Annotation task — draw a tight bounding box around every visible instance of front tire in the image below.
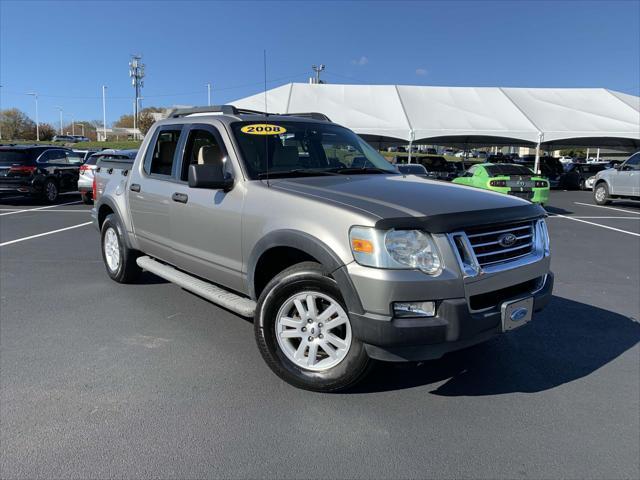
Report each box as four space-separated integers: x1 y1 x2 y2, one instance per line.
100 214 141 283
594 183 611 205
254 262 371 392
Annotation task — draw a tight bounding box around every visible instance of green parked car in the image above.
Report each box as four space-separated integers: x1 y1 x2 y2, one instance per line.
453 163 550 204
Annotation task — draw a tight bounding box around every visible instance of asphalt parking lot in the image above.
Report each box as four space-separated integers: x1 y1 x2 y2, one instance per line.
1 190 638 479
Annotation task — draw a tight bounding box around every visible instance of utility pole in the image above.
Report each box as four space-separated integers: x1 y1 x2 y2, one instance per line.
206 83 211 106
312 64 325 84
102 85 107 142
26 92 39 141
129 55 145 139
71 115 75 136
56 106 63 135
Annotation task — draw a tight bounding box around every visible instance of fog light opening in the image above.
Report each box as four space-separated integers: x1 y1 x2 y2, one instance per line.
393 301 436 318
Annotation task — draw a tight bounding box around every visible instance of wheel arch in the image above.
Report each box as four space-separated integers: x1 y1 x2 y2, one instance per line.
96 197 135 249
247 230 364 314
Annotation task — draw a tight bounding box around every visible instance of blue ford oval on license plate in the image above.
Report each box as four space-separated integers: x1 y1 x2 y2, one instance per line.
501 297 534 332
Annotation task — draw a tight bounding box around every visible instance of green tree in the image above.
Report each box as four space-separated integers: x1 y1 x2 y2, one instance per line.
113 114 134 128
0 108 35 139
137 111 156 135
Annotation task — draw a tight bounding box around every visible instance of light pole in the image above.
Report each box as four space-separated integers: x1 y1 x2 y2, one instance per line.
26 92 39 141
70 115 75 136
55 106 63 135
102 85 107 142
206 83 211 106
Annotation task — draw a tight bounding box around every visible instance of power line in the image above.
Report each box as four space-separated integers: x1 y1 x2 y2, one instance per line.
0 71 310 101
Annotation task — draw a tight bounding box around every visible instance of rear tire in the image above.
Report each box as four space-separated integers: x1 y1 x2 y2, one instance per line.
254 261 371 392
594 183 611 205
81 192 93 205
100 214 141 283
41 179 59 204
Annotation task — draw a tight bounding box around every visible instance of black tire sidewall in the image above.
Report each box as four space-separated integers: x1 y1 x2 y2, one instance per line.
255 264 369 392
42 179 58 203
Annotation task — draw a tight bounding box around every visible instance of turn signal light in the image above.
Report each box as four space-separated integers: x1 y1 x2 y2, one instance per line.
351 238 374 254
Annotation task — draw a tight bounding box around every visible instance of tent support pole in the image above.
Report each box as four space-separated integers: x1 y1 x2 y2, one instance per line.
534 132 543 174
408 140 413 163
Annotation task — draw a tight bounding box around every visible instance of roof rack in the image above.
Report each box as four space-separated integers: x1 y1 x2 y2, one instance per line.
168 105 239 117
167 105 331 122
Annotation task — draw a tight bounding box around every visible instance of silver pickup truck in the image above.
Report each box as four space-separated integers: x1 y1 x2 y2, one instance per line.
93 106 553 392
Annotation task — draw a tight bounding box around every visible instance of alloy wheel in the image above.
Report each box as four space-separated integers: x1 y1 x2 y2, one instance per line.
103 227 121 272
275 291 352 372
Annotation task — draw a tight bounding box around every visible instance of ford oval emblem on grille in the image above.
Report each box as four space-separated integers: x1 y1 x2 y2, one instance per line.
510 307 528 322
517 181 526 187
498 233 518 248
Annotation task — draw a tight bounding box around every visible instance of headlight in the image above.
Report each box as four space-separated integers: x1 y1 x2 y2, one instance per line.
537 219 550 256
349 227 442 275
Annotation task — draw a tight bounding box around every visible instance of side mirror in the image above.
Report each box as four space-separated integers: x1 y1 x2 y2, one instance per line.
188 163 233 191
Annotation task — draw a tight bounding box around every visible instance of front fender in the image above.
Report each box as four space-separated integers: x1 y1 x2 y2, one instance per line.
246 229 364 314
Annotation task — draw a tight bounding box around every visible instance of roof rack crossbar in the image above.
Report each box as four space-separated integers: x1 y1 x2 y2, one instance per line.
279 112 331 122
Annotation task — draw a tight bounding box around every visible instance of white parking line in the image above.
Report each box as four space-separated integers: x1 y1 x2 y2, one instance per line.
574 202 640 215
549 214 640 237
0 221 93 247
0 201 82 217
0 208 90 212
547 216 640 219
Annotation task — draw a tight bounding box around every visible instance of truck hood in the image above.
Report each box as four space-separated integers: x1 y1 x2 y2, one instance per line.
271 174 543 230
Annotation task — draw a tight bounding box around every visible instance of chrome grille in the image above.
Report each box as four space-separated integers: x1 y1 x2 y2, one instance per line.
463 220 535 267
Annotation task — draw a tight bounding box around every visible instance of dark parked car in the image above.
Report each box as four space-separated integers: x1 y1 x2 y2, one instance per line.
0 145 83 202
396 163 429 177
414 155 459 181
518 156 565 188
561 163 610 190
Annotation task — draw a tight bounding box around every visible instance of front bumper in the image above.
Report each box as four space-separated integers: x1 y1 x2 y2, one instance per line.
350 272 553 362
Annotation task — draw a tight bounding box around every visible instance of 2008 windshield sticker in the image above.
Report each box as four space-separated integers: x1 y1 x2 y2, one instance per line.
240 124 286 135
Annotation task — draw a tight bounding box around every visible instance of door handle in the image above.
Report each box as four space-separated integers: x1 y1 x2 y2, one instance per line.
130 183 141 192
172 192 188 204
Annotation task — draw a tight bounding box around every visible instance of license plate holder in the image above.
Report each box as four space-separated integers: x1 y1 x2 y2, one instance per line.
501 297 534 332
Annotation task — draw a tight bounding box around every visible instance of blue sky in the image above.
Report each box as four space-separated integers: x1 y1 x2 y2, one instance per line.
1 0 639 125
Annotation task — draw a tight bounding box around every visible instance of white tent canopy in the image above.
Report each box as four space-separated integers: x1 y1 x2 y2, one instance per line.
231 83 640 150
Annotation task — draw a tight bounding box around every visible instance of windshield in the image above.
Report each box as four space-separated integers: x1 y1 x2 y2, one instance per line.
231 121 397 179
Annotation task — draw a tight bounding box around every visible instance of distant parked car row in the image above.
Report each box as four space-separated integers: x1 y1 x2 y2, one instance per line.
0 144 137 203
52 134 90 143
78 149 137 204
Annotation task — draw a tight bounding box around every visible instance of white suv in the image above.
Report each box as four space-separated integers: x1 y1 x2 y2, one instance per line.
593 152 640 205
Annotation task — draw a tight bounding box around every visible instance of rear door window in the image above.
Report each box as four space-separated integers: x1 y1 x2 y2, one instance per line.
145 128 182 177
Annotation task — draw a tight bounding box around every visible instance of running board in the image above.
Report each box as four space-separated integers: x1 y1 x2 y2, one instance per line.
136 256 256 317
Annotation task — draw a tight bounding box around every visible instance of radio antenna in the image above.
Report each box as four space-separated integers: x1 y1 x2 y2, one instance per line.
264 49 270 186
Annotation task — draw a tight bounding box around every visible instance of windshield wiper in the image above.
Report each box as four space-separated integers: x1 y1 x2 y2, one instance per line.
328 166 397 175
257 169 341 179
